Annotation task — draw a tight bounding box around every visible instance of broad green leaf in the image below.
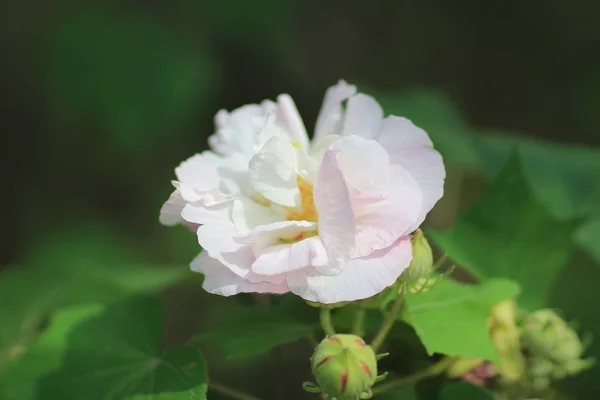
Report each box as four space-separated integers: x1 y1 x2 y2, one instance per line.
440 382 494 399
377 89 481 168
196 307 312 359
477 133 600 220
0 221 187 360
37 297 208 400
429 155 581 309
576 216 600 265
404 278 520 365
47 9 217 153
0 305 104 400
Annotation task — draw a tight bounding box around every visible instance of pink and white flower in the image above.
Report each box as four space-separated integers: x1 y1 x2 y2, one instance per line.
160 80 445 304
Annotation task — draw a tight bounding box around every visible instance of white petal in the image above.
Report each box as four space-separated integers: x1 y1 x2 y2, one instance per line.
192 252 289 296
197 222 285 284
375 116 433 150
252 236 328 276
286 236 412 304
330 135 390 195
159 190 185 226
175 152 221 189
353 165 422 258
313 150 356 274
235 220 317 247
377 117 445 225
314 80 357 140
340 93 383 138
231 198 282 233
209 100 276 157
249 137 300 207
276 94 309 149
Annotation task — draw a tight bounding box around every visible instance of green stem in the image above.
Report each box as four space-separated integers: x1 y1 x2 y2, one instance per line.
208 381 263 400
320 307 336 336
352 307 366 337
372 357 456 395
370 286 405 352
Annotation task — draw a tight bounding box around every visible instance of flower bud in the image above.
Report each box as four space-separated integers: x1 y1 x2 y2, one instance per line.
520 309 594 391
401 229 434 283
489 300 526 381
310 334 379 399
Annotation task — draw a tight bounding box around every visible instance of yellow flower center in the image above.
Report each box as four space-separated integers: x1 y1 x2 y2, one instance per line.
287 176 318 223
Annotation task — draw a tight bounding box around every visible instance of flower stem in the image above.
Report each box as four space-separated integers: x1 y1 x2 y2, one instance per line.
352 307 366 337
370 285 405 352
320 307 336 336
371 357 456 395
208 381 263 400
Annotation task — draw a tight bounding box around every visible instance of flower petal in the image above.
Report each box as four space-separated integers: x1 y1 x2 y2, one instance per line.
235 220 317 247
252 236 328 276
286 235 412 303
353 165 422 258
192 252 289 296
209 100 276 157
376 117 445 225
340 93 383 138
276 94 309 149
197 222 285 284
159 190 185 226
314 80 357 139
330 135 390 196
249 137 300 207
313 150 356 274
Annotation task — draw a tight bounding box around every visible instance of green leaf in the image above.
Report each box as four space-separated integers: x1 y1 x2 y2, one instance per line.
47 9 217 153
0 305 104 400
377 89 481 168
477 133 600 220
440 382 494 399
196 307 313 359
576 216 600 265
429 154 581 309
0 221 188 360
404 278 520 365
36 297 208 400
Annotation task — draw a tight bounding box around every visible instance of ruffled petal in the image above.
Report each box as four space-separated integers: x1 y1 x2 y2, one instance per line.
375 116 445 225
353 165 422 258
249 137 300 207
286 235 412 304
235 220 317 247
340 93 383 138
314 80 357 140
276 94 310 149
252 236 328 276
192 252 289 296
197 222 285 284
159 190 185 226
313 150 356 274
209 100 276 157
329 135 390 196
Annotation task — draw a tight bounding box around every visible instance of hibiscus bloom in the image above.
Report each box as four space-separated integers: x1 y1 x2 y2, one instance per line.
160 80 445 304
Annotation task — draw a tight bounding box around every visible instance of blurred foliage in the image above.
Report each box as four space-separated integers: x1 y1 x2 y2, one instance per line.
430 155 581 310
2 0 600 398
47 9 218 155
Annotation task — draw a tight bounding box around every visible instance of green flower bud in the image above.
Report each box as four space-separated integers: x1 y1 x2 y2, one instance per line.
522 310 585 364
401 229 434 283
518 309 594 394
489 300 526 381
309 334 380 399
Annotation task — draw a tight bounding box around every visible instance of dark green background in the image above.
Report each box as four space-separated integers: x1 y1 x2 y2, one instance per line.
2 0 600 398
